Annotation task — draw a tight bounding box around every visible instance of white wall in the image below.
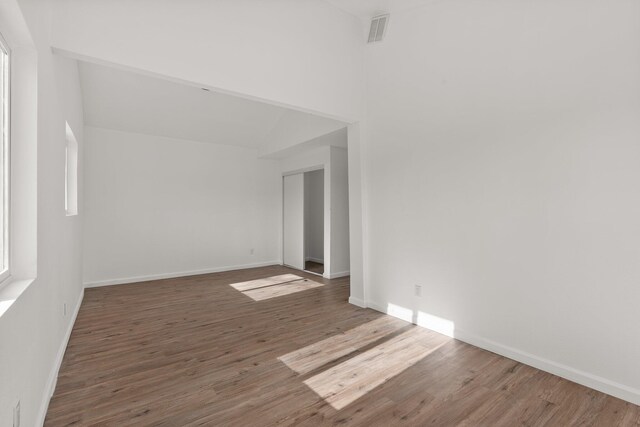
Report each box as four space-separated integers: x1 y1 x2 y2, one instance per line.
347 123 366 306
83 127 281 286
329 147 350 277
0 0 85 425
304 170 324 263
362 0 640 404
260 110 347 157
51 0 364 122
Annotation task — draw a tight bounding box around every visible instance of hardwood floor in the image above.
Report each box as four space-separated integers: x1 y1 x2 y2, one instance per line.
45 265 640 426
305 261 324 275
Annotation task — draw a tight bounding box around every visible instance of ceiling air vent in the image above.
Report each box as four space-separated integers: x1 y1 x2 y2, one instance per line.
368 14 390 43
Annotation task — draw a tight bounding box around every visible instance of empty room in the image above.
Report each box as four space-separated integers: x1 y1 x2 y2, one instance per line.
0 0 639 426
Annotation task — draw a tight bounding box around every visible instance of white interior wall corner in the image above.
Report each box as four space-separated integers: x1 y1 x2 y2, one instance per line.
362 0 640 404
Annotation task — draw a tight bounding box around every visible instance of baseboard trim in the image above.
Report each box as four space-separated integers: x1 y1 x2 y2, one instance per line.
348 296 366 308
37 288 84 426
366 299 640 406
83 261 281 288
325 271 350 279
454 328 640 406
305 257 324 264
366 300 386 313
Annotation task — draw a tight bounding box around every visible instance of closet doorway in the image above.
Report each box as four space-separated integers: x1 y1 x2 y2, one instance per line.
303 169 324 275
282 169 325 276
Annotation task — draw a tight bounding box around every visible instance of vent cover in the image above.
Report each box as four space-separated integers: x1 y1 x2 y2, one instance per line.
368 14 389 43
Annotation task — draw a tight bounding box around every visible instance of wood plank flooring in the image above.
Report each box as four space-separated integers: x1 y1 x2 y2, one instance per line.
45 265 640 426
305 261 324 275
242 278 324 302
229 273 303 291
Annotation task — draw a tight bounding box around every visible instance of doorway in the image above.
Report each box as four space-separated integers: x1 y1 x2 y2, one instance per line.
282 173 305 270
282 169 325 276
304 170 324 275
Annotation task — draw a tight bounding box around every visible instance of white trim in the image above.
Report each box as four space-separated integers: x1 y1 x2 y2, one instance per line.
453 328 640 406
36 288 84 427
0 31 11 283
324 270 350 279
366 300 386 313
348 296 366 308
305 256 324 263
0 277 33 318
282 164 324 177
366 299 640 406
83 261 281 288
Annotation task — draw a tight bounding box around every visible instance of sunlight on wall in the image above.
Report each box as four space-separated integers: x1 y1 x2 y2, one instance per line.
0 298 14 317
387 303 456 338
416 311 455 338
386 303 414 323
0 280 33 318
278 316 407 374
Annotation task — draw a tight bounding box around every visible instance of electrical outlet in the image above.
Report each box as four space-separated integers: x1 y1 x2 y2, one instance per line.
13 400 20 427
63 303 67 316
414 284 422 297
250 248 255 255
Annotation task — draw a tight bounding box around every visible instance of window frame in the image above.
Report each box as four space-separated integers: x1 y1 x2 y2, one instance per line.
0 31 11 283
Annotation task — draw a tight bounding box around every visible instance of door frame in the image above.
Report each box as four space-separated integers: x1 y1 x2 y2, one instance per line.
282 165 325 272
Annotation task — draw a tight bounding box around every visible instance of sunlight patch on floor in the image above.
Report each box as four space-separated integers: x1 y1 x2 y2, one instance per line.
303 327 450 410
243 279 323 301
229 274 324 301
229 274 302 292
278 316 407 374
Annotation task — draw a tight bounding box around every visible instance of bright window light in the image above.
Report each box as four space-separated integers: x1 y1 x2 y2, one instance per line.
417 311 456 338
65 122 78 216
386 303 414 323
0 33 10 281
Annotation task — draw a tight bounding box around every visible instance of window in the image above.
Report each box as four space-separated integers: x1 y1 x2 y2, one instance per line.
65 122 78 216
0 33 10 281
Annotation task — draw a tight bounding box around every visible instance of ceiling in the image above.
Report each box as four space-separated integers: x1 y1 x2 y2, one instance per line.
324 0 435 19
79 61 345 150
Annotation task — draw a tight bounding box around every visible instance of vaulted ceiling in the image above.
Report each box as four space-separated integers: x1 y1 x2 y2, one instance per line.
79 61 347 151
